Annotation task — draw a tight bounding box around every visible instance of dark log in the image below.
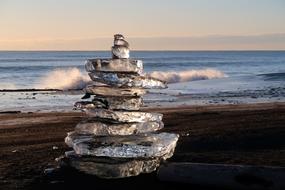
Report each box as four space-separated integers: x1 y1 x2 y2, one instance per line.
158 162 285 189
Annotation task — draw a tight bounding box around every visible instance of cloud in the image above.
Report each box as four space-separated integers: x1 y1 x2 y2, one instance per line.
0 33 285 50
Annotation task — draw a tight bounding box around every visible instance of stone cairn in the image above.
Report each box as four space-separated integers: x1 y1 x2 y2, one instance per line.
61 34 179 178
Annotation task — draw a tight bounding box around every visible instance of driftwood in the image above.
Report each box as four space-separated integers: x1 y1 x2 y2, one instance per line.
157 162 285 189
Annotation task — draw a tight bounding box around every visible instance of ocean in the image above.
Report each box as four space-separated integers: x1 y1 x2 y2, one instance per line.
0 51 285 111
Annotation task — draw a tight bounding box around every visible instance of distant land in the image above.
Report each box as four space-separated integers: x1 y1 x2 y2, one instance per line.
0 33 285 51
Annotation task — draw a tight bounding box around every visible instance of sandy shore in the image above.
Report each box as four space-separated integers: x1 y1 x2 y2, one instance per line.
1 102 285 189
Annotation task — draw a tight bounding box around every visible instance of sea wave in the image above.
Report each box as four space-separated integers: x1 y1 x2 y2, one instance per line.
148 68 227 83
35 68 91 90
258 72 285 81
34 68 227 90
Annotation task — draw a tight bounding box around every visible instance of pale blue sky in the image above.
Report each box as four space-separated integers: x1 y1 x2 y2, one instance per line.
0 0 284 49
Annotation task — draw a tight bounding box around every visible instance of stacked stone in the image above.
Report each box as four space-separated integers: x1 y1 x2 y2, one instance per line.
62 34 179 179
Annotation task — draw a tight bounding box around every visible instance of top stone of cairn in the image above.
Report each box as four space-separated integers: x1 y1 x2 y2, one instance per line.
112 34 130 59
85 34 143 74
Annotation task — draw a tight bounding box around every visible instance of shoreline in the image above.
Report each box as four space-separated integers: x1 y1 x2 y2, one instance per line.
1 102 285 189
1 74 285 112
0 89 62 92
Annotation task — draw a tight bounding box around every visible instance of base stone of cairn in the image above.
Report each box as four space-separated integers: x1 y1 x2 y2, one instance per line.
61 34 179 178
61 151 161 179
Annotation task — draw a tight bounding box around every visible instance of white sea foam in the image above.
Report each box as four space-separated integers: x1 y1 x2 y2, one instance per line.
36 68 91 90
148 69 227 83
36 68 226 90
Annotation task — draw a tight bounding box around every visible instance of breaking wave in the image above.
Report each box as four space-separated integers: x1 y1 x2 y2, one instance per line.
258 72 285 81
36 68 91 90
148 68 227 83
36 67 226 90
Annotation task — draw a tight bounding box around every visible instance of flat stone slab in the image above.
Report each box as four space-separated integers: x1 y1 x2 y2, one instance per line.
88 72 167 89
75 119 164 135
85 85 146 97
85 59 143 74
94 97 143 110
60 151 161 179
85 109 163 123
65 132 179 159
75 97 143 111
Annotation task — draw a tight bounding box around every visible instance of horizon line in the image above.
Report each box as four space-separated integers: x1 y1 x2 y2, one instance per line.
1 49 285 52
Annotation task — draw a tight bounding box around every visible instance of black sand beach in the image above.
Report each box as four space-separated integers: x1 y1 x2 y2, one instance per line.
1 102 285 189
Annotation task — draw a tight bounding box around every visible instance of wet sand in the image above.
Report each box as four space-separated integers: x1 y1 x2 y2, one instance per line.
0 102 285 189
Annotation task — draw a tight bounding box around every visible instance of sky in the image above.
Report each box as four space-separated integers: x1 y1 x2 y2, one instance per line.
0 0 285 50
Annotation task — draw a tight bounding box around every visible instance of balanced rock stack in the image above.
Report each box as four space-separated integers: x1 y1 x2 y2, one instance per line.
62 34 179 178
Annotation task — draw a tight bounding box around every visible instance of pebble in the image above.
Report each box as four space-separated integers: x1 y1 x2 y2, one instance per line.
52 146 59 150
44 168 55 175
